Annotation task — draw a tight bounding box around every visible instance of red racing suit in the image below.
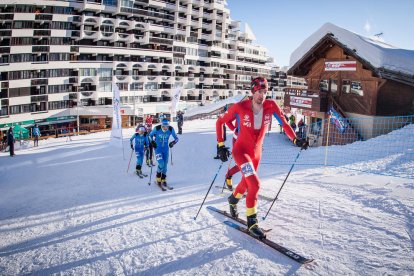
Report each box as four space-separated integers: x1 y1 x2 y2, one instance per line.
216 99 296 216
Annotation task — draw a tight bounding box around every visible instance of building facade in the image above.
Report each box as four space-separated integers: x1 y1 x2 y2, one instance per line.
0 0 272 134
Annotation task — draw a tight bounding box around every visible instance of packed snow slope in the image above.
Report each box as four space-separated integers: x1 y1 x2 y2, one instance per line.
0 119 413 275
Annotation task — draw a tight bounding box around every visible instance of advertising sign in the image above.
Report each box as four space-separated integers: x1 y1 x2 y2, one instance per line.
325 61 357 71
290 96 312 108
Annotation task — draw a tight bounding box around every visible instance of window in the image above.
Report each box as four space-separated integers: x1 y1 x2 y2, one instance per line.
130 82 143 91
319 79 329 92
342 80 364 96
330 79 338 93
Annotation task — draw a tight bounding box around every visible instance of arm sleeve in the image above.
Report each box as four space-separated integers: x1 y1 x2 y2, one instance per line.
225 119 236 132
171 128 179 142
216 104 237 144
148 129 156 142
271 101 297 142
129 135 134 143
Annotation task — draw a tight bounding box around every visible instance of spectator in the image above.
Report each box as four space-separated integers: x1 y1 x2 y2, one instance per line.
176 111 184 134
7 127 15 157
33 124 41 147
298 118 306 139
289 114 296 132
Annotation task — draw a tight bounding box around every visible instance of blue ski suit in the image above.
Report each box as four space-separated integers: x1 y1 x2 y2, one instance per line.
149 125 178 174
130 133 149 166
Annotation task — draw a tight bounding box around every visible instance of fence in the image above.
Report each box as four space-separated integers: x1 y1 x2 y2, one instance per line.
261 115 414 179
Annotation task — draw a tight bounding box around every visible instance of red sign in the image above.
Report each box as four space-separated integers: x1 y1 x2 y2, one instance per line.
290 96 312 108
302 110 317 117
120 109 125 114
325 61 357 71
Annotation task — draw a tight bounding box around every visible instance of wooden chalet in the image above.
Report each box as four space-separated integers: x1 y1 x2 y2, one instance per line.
286 23 414 146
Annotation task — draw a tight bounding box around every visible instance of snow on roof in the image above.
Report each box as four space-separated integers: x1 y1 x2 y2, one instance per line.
184 94 245 118
289 22 414 76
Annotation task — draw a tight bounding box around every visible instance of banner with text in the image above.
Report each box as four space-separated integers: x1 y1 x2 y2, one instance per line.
328 106 347 133
110 83 123 146
171 86 182 119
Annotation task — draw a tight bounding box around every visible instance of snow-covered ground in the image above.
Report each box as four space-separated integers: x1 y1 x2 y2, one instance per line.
0 119 413 275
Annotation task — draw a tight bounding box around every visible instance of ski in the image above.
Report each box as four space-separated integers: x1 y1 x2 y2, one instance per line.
155 181 167 191
154 181 173 191
223 220 313 265
136 172 148 178
214 186 273 202
207 206 271 232
163 183 174 190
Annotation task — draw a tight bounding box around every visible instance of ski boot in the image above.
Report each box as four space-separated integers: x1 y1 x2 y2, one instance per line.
136 165 142 175
156 172 166 191
225 176 233 191
247 214 266 240
161 173 169 189
228 194 239 218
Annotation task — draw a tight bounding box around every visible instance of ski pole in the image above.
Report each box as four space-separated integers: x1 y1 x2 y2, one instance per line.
148 161 153 185
194 161 224 220
127 149 134 173
170 147 173 166
262 148 303 221
221 155 233 194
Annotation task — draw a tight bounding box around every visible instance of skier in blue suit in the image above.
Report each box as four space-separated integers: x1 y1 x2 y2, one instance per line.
130 125 149 175
148 119 179 188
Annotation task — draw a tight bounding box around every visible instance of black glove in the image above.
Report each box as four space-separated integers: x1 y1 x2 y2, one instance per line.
294 138 309 150
151 140 157 149
130 144 133 150
169 140 177 148
218 145 230 162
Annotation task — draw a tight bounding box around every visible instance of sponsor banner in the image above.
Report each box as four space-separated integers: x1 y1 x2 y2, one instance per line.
0 116 76 128
328 106 347 133
171 86 182 118
110 83 123 145
325 61 357 71
302 110 317 117
290 96 312 108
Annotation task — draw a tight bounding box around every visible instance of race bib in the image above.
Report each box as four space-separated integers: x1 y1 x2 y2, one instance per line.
155 153 163 161
241 162 255 177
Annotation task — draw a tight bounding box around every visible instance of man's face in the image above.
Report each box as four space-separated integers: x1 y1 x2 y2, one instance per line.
253 89 267 105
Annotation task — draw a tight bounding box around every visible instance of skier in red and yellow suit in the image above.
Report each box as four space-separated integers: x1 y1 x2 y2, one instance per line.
216 77 308 239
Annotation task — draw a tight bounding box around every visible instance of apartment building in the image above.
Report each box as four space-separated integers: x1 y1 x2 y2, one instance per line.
0 0 272 133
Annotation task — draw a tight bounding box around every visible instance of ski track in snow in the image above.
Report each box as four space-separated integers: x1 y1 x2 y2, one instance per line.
0 119 413 275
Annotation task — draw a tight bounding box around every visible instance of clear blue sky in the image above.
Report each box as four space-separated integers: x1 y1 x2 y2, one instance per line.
227 0 414 67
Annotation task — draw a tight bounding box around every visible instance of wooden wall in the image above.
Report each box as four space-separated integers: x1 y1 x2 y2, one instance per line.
304 45 383 116
377 80 414 116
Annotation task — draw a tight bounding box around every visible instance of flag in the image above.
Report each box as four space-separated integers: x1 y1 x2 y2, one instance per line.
110 82 123 147
328 106 347 133
171 86 182 118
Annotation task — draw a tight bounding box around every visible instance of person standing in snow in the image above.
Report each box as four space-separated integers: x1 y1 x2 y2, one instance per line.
176 111 184 135
7 127 15 157
289 114 296 132
33 124 40 147
149 119 179 189
130 125 149 175
158 112 165 123
215 76 308 239
144 115 155 166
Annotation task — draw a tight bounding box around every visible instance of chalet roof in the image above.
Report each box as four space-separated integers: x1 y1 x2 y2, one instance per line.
289 23 414 86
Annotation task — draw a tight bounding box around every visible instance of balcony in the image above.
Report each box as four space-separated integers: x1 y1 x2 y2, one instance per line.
149 37 173 45
31 79 48 86
35 14 53 21
33 30 51 36
32 46 49 53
